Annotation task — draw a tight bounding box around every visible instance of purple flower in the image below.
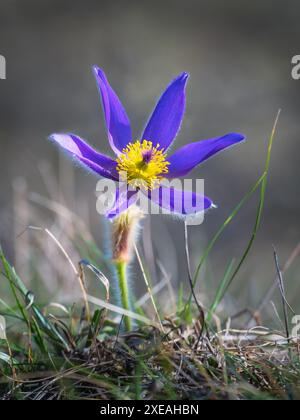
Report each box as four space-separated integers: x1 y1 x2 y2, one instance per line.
50 67 245 219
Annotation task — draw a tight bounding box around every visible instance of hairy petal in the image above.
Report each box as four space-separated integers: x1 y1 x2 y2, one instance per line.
105 188 138 219
165 133 245 178
50 133 119 180
146 185 214 215
142 72 189 151
93 66 132 154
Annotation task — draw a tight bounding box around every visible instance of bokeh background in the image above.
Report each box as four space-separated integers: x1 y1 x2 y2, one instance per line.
0 0 300 323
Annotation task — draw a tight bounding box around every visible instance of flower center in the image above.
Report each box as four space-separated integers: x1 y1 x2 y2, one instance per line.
116 140 170 190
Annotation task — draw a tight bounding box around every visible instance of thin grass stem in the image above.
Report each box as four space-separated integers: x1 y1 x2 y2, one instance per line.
115 261 132 331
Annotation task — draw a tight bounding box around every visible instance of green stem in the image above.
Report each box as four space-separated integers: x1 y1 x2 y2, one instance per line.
115 261 132 331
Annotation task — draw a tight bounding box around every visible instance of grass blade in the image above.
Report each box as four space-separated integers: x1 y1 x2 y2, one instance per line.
206 259 235 323
185 111 280 317
183 173 265 318
217 110 281 297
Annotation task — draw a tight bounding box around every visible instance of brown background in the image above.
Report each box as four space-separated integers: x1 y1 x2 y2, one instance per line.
0 0 299 321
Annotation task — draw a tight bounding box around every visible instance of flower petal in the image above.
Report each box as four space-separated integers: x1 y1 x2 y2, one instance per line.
146 185 214 215
105 188 138 219
50 133 119 180
93 66 132 154
165 133 245 178
141 72 189 151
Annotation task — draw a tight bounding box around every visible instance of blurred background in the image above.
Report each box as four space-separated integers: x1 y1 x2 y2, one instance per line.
0 0 300 324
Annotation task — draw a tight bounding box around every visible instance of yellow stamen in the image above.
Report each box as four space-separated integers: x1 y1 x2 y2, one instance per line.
116 140 170 190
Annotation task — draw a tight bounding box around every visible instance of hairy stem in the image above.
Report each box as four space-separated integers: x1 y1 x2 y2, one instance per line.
115 261 132 331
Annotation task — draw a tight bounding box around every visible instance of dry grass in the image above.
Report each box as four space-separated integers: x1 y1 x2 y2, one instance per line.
1 314 300 400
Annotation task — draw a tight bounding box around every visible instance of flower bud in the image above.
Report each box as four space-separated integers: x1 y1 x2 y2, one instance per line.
112 205 144 263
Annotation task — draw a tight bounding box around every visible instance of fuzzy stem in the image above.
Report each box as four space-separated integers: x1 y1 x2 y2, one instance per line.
115 261 132 331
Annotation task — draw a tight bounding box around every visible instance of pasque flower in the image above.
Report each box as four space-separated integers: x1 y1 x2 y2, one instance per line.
50 67 245 219
50 67 245 331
